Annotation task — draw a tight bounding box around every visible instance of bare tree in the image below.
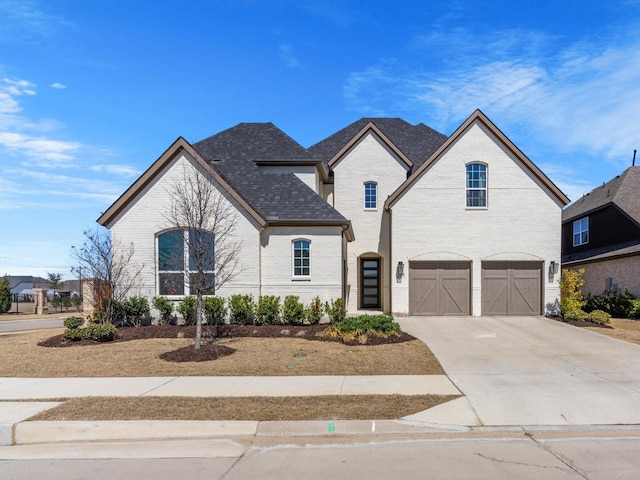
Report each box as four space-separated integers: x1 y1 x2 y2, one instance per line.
71 227 143 323
163 161 241 349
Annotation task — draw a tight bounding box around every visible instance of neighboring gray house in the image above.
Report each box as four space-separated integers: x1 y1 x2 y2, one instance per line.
98 110 569 316
7 276 50 301
562 166 640 297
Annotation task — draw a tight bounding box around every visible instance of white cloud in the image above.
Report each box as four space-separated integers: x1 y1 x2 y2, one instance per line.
278 43 304 69
49 82 67 89
0 131 80 165
90 164 141 178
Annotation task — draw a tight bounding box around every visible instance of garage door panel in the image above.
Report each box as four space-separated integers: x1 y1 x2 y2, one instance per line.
409 262 470 316
482 262 541 315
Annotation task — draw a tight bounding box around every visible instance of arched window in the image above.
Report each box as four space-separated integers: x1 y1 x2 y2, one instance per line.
364 181 377 210
292 239 311 278
466 163 487 207
157 229 215 295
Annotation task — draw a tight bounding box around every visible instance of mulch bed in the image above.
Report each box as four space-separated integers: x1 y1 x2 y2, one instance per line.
547 315 612 329
37 323 418 363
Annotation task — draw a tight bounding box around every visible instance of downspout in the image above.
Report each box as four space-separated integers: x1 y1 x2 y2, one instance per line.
258 229 263 297
388 207 393 315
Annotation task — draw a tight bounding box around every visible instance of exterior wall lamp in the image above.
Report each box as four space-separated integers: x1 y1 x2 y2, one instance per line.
397 261 405 277
550 261 559 274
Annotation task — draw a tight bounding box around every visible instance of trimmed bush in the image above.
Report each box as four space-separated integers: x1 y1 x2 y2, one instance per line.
229 294 255 325
63 316 85 330
256 295 281 325
123 296 150 326
63 328 84 342
588 309 611 325
631 299 640 319
305 296 324 325
585 290 636 318
83 323 117 342
203 296 225 324
325 314 401 344
326 298 346 324
153 296 174 324
282 295 304 325
562 308 590 322
177 296 197 325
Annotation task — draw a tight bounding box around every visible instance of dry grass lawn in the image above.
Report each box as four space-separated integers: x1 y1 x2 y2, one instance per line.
582 317 640 345
26 395 459 421
0 328 443 377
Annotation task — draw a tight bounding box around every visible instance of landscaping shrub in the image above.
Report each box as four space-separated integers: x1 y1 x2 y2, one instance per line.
153 296 174 324
256 295 281 325
83 323 118 342
326 297 346 324
63 328 84 342
325 314 401 344
631 299 640 319
123 296 150 326
0 276 11 314
282 295 304 325
203 296 225 324
585 290 636 318
229 294 255 325
562 308 590 322
588 309 611 325
305 296 324 325
559 268 586 315
177 296 197 325
63 316 85 330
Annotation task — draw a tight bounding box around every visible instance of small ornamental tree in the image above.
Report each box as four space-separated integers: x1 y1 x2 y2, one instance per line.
0 276 11 314
559 268 586 315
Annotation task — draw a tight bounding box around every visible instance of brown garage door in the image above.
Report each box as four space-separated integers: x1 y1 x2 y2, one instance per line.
482 261 542 315
409 261 471 315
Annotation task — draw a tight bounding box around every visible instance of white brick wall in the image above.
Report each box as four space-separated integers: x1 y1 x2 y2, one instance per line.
260 225 344 304
391 122 562 316
332 132 410 312
110 152 262 312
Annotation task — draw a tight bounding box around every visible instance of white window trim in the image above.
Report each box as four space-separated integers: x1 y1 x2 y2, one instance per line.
465 162 488 209
573 217 589 246
292 238 311 280
364 181 378 211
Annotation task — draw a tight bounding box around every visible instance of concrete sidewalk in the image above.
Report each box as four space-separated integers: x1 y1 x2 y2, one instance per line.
0 374 466 445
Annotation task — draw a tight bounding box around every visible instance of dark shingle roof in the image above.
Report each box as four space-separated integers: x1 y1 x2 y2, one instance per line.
307 118 447 169
563 166 640 224
193 124 347 222
195 123 315 163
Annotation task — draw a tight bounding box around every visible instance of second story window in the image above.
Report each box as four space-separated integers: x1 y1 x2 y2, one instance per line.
573 217 589 246
466 163 487 208
364 181 377 210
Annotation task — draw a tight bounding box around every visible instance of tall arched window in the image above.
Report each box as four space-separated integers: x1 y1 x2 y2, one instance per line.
157 229 215 295
466 163 487 207
364 181 377 210
292 239 311 278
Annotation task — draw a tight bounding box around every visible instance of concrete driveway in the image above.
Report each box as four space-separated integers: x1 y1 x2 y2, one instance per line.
398 316 640 427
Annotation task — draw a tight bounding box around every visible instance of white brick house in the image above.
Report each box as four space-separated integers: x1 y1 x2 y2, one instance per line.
98 110 569 316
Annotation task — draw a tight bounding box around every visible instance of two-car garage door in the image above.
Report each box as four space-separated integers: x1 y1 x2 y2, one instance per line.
409 260 542 316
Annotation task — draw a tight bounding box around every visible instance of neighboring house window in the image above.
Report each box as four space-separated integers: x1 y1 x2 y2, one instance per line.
466 163 487 207
573 217 589 246
364 182 377 209
292 239 310 277
157 229 215 295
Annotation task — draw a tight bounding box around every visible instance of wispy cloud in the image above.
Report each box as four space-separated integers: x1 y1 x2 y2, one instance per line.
90 164 141 178
49 82 67 89
0 131 80 165
0 0 71 43
278 43 304 69
344 26 640 192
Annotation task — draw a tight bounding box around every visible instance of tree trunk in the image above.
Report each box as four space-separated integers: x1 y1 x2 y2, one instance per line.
195 292 203 349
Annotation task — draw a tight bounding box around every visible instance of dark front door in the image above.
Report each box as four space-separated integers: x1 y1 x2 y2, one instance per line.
361 258 381 309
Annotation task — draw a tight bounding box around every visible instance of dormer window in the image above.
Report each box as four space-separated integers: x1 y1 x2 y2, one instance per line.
364 181 377 210
573 217 589 246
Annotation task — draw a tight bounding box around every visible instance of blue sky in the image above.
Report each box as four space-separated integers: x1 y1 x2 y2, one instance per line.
1 0 640 280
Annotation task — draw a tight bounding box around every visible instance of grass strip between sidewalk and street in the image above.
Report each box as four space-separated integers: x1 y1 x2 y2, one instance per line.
23 395 460 422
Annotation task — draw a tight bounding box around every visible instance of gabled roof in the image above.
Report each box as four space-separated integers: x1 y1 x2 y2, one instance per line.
5 276 49 290
308 118 447 170
385 109 570 209
98 134 354 239
562 166 640 225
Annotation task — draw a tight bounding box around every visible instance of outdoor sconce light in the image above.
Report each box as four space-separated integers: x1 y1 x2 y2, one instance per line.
397 261 405 276
550 261 559 274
